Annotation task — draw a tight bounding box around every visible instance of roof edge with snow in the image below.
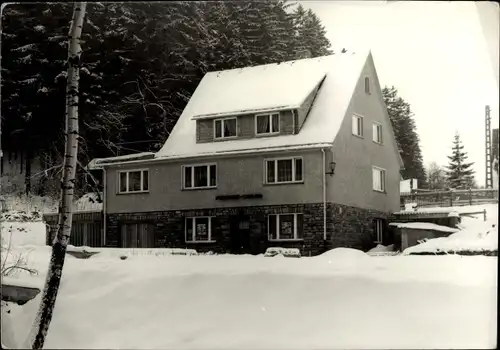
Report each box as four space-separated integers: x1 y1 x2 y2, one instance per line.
87 152 155 170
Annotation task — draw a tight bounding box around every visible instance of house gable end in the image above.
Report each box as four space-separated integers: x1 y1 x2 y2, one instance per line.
367 53 405 170
328 52 400 213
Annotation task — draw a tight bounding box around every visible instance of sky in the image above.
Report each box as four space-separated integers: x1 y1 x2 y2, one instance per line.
301 1 499 186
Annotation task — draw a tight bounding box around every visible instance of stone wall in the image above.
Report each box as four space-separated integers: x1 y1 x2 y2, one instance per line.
107 202 392 256
329 203 391 251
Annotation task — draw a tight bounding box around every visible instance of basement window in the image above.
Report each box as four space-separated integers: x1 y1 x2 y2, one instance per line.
185 217 215 242
373 218 385 244
268 213 304 241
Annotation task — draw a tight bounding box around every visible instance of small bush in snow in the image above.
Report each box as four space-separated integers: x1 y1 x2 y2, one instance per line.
1 234 38 277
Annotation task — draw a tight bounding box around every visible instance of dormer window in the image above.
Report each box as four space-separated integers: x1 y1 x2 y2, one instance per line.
256 113 280 135
214 117 237 139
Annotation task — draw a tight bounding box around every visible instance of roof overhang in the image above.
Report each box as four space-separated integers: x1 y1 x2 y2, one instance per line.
98 143 332 167
87 152 155 170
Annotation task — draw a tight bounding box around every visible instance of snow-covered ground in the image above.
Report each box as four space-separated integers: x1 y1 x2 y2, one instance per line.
403 204 498 255
1 226 497 349
1 204 497 349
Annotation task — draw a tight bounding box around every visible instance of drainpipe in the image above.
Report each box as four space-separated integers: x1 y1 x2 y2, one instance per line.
321 148 327 242
102 166 107 247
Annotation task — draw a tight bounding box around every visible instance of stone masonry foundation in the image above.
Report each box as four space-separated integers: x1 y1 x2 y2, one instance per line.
106 203 391 256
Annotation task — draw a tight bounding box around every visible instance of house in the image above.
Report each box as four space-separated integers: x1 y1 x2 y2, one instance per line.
87 51 404 256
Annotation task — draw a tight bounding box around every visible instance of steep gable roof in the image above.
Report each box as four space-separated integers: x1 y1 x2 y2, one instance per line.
156 51 370 160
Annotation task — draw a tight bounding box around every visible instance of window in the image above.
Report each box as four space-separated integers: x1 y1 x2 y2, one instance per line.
268 213 303 241
120 223 155 248
352 114 363 137
256 113 280 135
373 166 386 192
364 77 370 94
186 217 214 242
118 169 149 193
214 117 237 139
373 122 383 144
265 157 303 184
183 164 217 189
373 218 384 244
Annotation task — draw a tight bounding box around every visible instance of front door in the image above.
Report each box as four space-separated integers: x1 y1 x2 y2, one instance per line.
120 223 155 248
229 214 251 254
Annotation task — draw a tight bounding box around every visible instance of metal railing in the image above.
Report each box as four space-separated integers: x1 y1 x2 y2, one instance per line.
400 188 498 209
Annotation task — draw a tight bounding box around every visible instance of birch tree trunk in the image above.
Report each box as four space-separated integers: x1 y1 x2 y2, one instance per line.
25 3 87 349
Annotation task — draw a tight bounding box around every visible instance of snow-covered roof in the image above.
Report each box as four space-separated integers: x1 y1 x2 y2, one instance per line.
189 61 327 120
394 205 488 216
389 222 459 233
156 51 370 159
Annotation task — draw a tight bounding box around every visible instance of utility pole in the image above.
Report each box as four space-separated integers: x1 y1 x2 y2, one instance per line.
485 105 493 188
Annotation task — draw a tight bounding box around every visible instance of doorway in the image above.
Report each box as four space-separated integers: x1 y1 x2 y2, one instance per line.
229 214 251 254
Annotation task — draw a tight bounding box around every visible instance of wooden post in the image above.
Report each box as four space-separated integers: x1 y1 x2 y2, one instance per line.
449 189 453 207
483 209 487 222
468 188 473 205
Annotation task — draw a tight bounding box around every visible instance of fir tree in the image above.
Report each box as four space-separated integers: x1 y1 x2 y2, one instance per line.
445 132 475 189
382 86 427 187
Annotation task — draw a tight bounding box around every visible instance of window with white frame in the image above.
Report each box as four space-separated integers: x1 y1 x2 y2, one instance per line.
364 77 370 94
373 218 384 243
185 217 213 242
214 117 237 139
268 213 303 240
372 166 386 192
183 164 217 189
352 114 363 137
256 113 280 135
265 157 303 184
118 169 149 193
372 122 383 144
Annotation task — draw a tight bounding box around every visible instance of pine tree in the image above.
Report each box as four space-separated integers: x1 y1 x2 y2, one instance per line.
291 4 332 58
382 86 427 187
445 133 475 189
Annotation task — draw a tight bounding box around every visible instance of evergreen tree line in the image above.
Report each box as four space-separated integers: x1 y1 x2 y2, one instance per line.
1 2 331 194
